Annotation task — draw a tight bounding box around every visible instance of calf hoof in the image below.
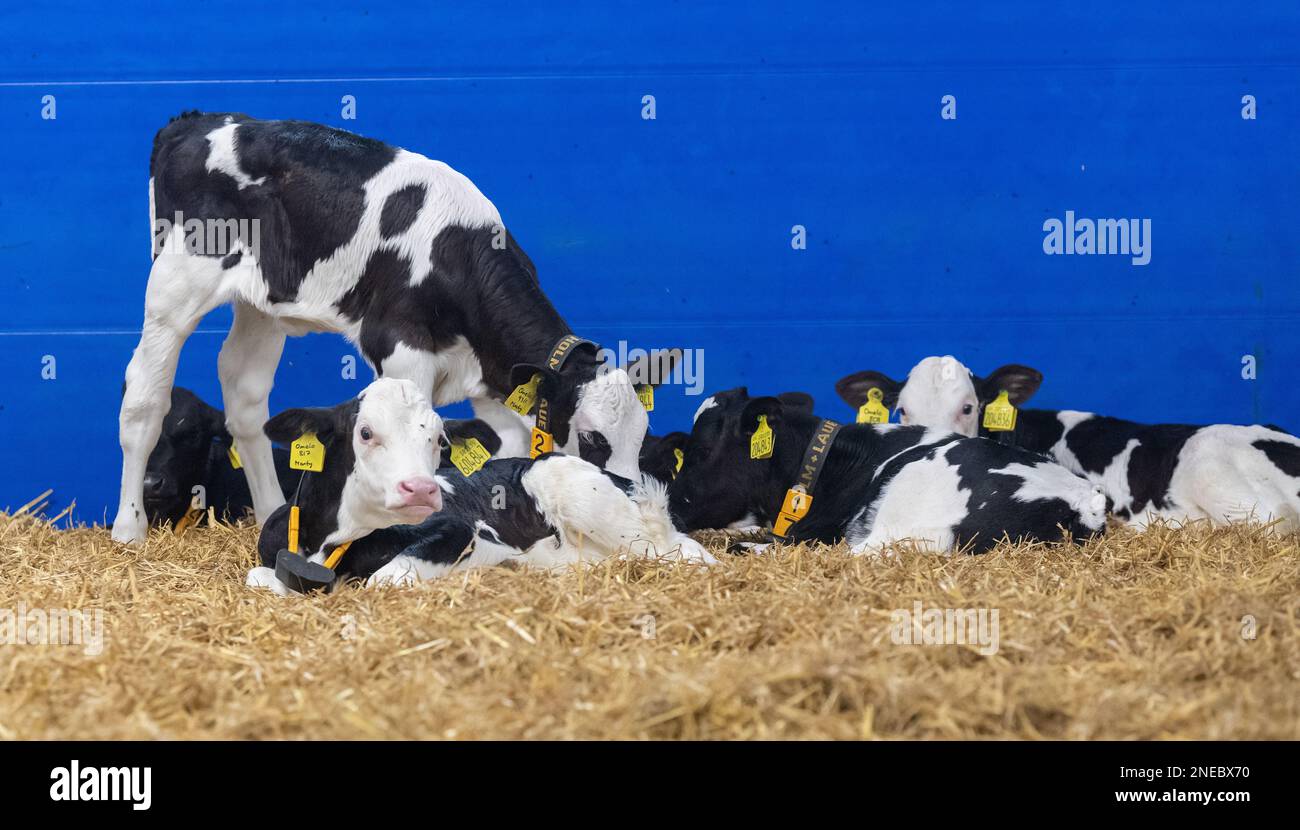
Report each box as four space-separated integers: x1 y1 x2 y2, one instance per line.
674 536 719 565
367 555 422 588
110 513 147 544
246 566 291 597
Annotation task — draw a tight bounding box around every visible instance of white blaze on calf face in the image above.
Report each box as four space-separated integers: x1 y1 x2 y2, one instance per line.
896 355 982 436
336 378 444 538
571 368 647 481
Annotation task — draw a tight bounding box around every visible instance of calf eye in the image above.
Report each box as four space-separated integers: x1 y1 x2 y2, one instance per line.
962 404 973 415
897 407 906 417
360 426 373 441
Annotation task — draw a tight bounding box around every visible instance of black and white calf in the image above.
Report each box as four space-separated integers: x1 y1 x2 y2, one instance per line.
139 387 295 526
245 379 711 594
837 355 1300 530
114 112 657 542
667 388 1108 554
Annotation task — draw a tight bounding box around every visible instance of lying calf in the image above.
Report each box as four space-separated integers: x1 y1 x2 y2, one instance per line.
638 394 813 486
246 379 710 594
838 356 1300 531
140 387 294 526
665 388 1107 554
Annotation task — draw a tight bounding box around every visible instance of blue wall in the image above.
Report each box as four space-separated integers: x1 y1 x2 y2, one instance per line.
1 3 1297 523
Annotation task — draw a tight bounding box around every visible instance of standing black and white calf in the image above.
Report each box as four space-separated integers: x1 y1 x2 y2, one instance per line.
244 378 711 594
837 355 1300 530
113 112 655 542
667 388 1107 554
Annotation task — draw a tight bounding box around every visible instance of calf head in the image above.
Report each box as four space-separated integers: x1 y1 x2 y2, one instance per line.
639 430 691 485
669 388 812 530
510 345 683 481
837 356 1042 437
143 387 230 524
263 378 451 547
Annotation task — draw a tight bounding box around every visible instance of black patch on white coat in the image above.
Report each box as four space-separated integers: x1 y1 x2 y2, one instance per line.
1254 439 1300 480
379 184 427 238
1008 412 1199 517
152 113 397 303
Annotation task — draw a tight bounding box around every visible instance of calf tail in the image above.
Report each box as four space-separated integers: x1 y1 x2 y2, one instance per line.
1066 485 1110 542
630 475 716 563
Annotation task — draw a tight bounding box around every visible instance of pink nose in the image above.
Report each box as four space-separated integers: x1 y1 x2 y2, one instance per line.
397 477 442 511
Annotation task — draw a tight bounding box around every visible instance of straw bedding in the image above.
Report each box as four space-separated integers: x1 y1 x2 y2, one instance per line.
1 503 1296 740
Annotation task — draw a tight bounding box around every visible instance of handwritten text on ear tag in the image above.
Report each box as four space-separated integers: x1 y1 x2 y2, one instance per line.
449 437 491 476
290 432 325 472
856 387 890 424
983 390 1018 432
506 374 542 415
750 415 774 459
637 385 654 411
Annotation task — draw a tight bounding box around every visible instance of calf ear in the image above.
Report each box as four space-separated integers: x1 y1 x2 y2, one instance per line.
641 431 690 474
263 407 340 444
777 391 815 414
835 371 901 410
976 364 1043 406
200 398 232 444
739 396 783 437
508 363 560 406
444 418 503 457
625 347 684 388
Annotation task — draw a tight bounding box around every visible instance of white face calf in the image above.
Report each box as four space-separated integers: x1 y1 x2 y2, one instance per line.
837 356 1043 437
571 367 649 480
263 378 445 544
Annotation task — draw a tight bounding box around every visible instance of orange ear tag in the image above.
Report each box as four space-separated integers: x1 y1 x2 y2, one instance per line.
773 487 814 538
530 427 554 458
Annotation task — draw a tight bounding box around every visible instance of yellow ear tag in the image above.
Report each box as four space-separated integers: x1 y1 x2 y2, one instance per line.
290 432 325 472
505 374 542 415
449 436 492 476
750 415 774 459
983 390 1018 432
856 387 890 424
673 447 684 473
773 487 814 538
636 385 655 412
227 443 242 469
530 426 554 458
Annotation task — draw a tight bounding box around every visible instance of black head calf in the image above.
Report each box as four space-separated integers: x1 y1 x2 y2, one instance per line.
142 387 294 525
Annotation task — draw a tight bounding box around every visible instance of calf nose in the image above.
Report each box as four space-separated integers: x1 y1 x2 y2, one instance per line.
142 474 166 498
397 477 442 511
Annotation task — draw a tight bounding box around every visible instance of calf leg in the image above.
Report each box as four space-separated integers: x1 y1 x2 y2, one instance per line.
218 302 287 524
362 519 539 587
112 251 226 543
